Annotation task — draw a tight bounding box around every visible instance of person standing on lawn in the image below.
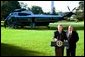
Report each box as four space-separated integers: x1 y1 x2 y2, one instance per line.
66 25 79 56
53 24 67 56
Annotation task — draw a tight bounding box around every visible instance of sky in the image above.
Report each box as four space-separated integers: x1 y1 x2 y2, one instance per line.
18 1 80 12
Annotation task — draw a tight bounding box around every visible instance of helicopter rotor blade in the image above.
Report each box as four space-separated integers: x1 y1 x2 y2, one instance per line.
72 7 76 12
67 6 71 11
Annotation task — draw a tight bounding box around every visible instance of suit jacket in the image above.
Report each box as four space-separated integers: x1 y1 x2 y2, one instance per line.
54 31 67 42
66 31 79 48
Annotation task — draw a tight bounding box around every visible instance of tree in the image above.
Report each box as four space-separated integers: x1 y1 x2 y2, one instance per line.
75 1 84 21
31 6 44 14
19 2 30 10
44 12 50 15
79 1 84 10
1 1 21 21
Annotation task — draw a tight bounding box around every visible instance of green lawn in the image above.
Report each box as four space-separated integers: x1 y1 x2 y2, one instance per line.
1 27 84 56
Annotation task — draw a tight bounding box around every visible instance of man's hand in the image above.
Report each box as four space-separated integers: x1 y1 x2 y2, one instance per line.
53 38 57 41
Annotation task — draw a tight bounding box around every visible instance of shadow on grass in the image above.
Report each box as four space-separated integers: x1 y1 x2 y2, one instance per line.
1 43 43 56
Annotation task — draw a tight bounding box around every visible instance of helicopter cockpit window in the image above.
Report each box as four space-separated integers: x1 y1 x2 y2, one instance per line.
18 13 31 16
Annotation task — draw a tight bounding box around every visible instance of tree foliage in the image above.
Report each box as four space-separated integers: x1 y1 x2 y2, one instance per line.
1 1 21 21
31 6 44 14
75 1 84 21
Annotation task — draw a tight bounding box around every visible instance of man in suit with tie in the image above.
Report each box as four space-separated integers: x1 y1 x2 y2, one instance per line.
66 25 79 56
53 24 67 56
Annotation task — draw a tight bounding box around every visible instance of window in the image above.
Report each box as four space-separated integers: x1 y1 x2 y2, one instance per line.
18 13 31 16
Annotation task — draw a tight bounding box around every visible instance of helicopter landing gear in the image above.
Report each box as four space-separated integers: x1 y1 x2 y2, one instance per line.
30 22 35 28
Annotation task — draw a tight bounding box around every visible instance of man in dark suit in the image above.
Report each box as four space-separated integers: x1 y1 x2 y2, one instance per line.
53 24 67 56
66 25 79 56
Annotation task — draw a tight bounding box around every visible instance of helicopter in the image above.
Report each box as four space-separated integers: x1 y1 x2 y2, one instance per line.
4 6 76 28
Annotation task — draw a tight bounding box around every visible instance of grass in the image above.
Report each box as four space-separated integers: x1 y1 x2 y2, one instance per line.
1 27 84 56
